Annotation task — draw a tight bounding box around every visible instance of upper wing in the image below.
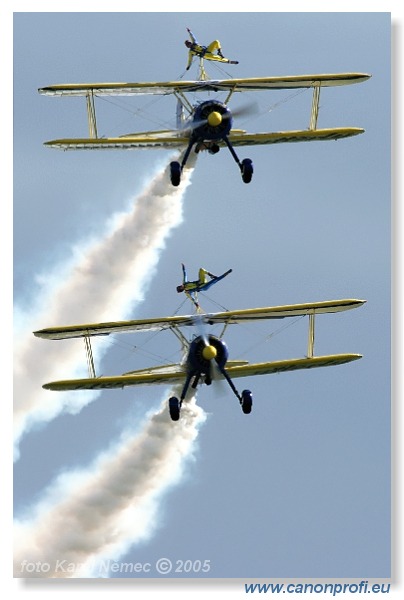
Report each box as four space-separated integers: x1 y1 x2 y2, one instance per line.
38 73 370 96
226 353 363 379
33 314 198 339
33 299 365 341
203 299 366 325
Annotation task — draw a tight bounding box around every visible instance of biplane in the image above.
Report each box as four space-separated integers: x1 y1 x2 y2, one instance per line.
38 71 370 186
34 298 365 421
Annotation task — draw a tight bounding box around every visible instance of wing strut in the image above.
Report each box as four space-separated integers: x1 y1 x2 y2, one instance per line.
309 84 321 130
86 91 98 138
307 314 315 358
84 335 97 378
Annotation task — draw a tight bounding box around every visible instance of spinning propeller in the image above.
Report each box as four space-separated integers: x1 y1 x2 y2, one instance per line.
186 100 259 133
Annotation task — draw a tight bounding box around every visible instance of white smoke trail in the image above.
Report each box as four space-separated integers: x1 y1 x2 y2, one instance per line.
14 391 206 578
14 156 205 580
14 156 196 450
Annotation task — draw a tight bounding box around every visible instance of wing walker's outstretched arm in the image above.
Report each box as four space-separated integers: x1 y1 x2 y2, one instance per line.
186 27 197 44
182 262 188 284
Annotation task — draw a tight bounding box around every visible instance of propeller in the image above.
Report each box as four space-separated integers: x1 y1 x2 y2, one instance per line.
191 314 228 392
228 101 259 119
186 101 259 133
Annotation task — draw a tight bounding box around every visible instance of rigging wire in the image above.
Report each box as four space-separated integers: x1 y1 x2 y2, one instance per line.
196 291 307 358
198 291 230 313
92 69 310 139
95 93 176 135
235 314 306 359
101 332 176 368
97 298 197 371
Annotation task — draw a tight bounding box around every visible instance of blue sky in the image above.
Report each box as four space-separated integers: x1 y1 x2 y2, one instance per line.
9 4 397 596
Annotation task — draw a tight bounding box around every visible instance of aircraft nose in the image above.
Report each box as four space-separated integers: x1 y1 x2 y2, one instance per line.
202 345 218 361
207 111 223 127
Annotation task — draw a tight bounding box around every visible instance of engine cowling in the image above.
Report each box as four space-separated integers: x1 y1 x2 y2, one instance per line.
187 335 229 374
192 100 232 140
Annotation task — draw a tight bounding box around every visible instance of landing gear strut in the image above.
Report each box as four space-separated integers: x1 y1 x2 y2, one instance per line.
169 137 254 186
223 136 254 184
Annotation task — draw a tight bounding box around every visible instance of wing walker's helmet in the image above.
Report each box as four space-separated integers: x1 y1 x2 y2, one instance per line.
177 285 185 293
185 40 192 48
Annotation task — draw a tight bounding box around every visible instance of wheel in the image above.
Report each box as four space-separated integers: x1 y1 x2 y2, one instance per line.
241 158 253 184
169 396 181 421
241 390 253 414
170 161 181 186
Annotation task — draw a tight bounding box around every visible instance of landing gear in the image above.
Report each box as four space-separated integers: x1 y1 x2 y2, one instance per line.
167 335 254 420
241 158 254 184
241 390 253 414
169 137 253 186
170 161 181 187
222 136 254 184
169 133 197 187
168 396 181 421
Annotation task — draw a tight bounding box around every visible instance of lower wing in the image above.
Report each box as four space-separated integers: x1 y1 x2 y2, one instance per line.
42 354 361 391
43 127 364 150
228 127 365 146
226 354 362 378
43 365 186 391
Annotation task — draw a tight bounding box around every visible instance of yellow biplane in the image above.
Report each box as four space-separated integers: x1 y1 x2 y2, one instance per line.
34 298 365 421
38 71 370 186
